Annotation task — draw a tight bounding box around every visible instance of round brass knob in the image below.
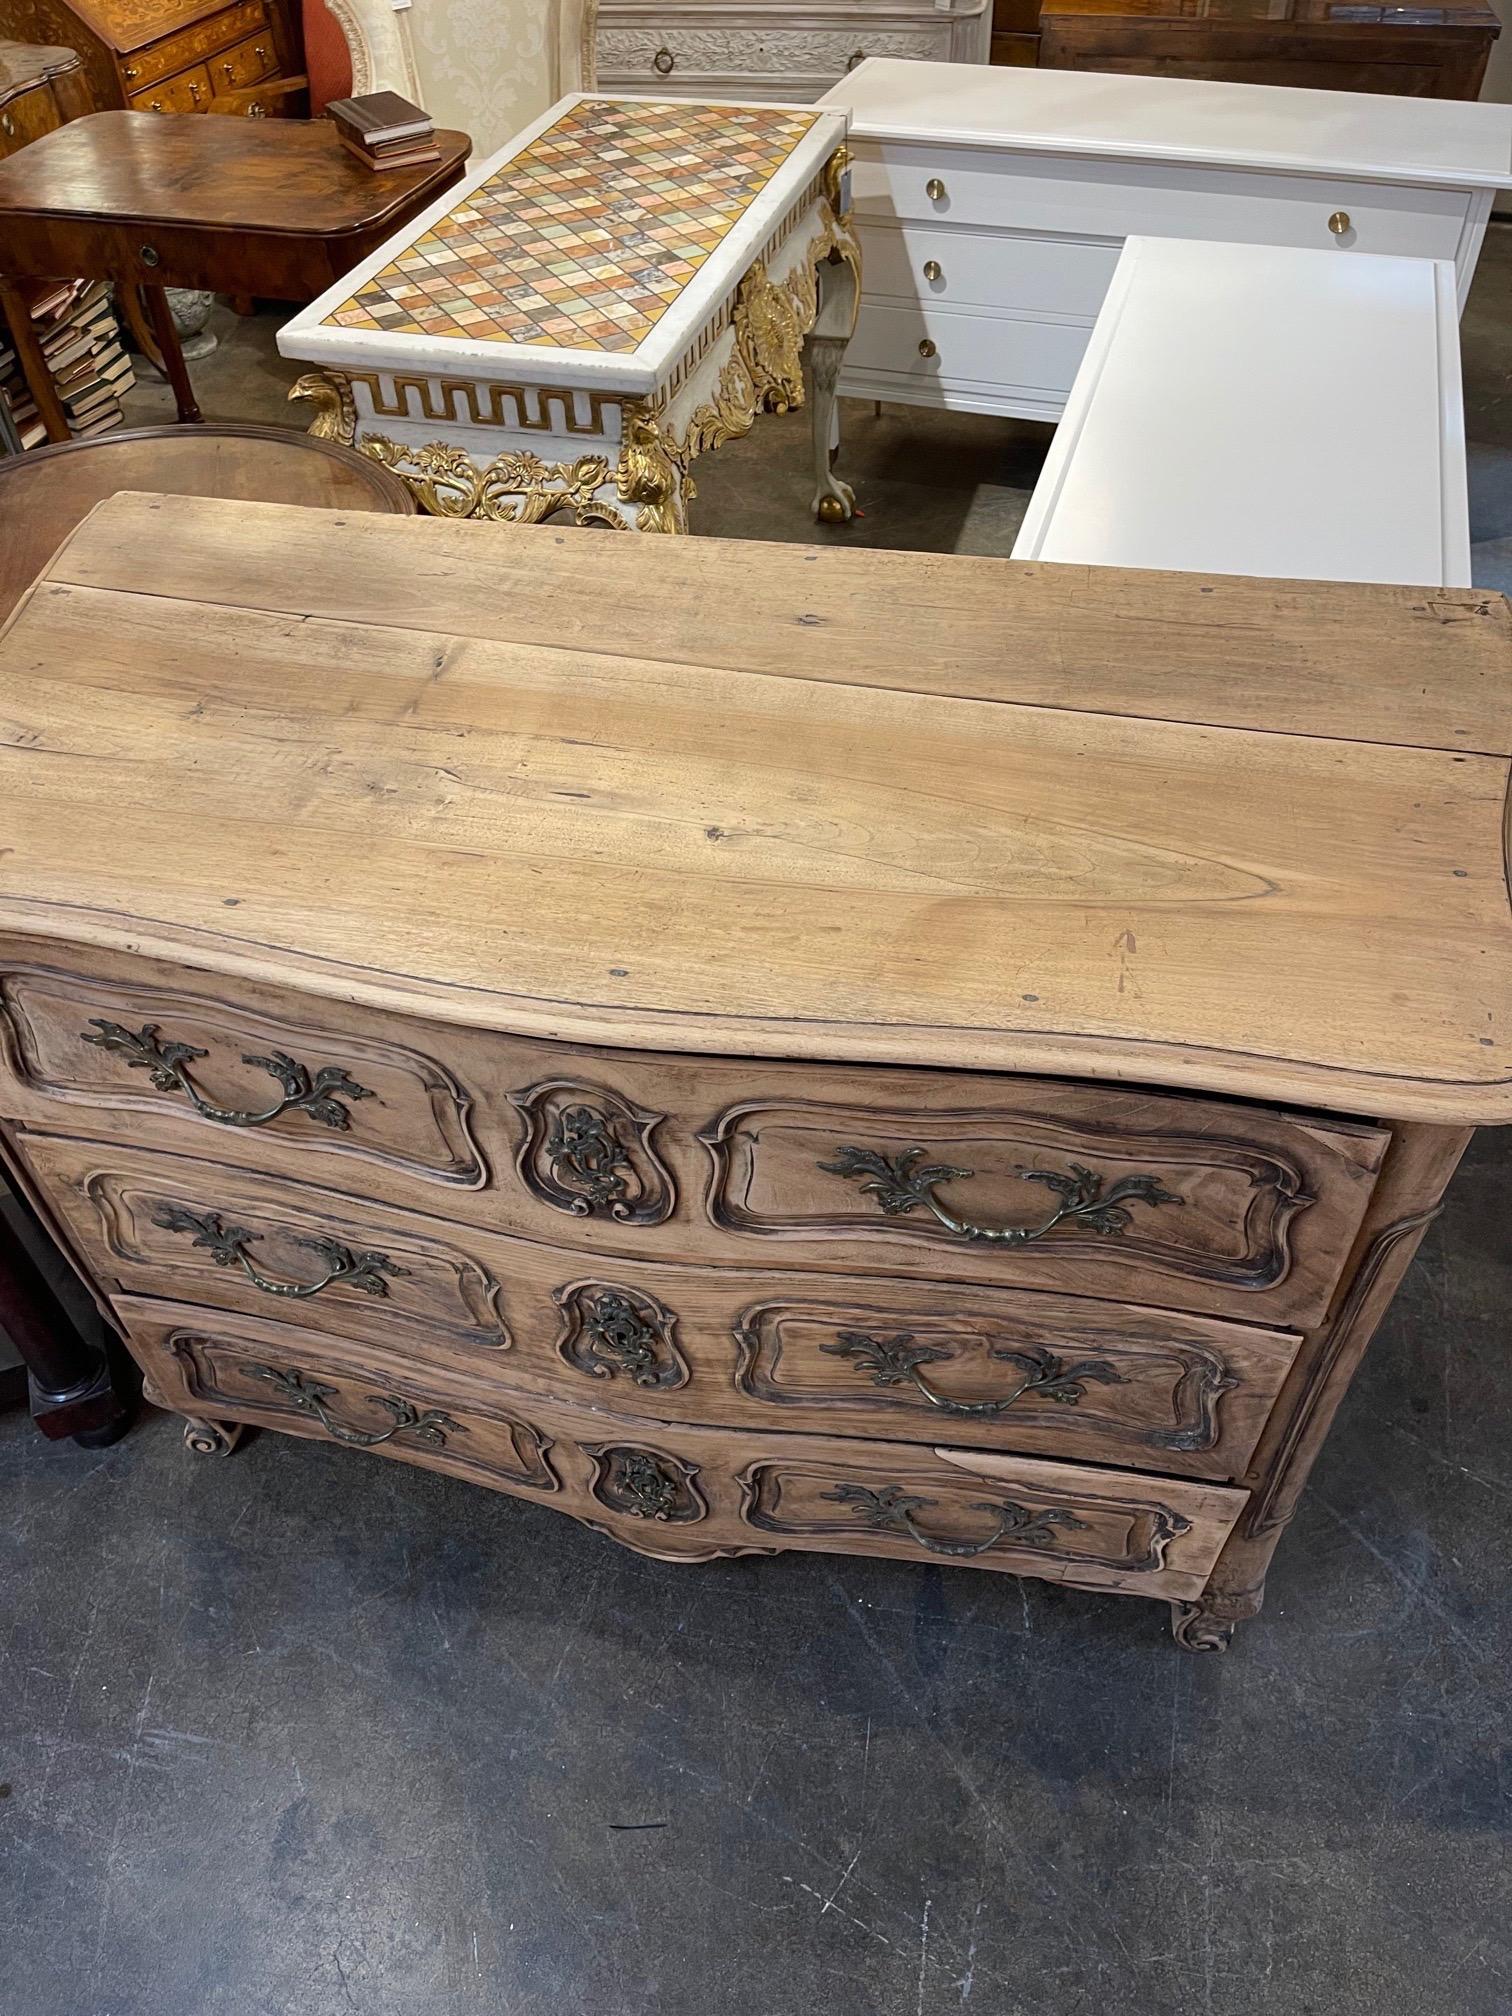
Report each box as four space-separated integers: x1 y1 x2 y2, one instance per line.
846 47 865 69
140 243 161 266
918 338 937 359
653 45 675 73
926 177 946 202
1329 210 1351 236
923 259 942 282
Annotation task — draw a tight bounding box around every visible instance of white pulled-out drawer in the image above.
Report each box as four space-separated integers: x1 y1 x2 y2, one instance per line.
844 295 1093 409
850 139 1472 265
1013 236 1470 589
856 219 1120 317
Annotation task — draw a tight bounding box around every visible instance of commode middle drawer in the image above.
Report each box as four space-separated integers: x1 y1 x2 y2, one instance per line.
855 220 1120 319
28 1134 1305 1478
0 946 1385 1323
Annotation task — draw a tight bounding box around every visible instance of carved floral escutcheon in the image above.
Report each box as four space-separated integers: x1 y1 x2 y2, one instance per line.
554 1281 689 1390
508 1080 675 1223
584 1444 707 1525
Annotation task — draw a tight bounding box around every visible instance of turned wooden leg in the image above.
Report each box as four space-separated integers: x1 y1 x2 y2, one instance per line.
182 1415 245 1457
139 282 202 423
0 1194 133 1447
0 277 71 443
1185 1122 1471 1644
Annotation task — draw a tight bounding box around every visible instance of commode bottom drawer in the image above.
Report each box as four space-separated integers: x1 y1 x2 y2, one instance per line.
123 1295 1248 1598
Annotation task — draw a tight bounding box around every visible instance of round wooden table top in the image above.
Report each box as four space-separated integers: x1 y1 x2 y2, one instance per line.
0 422 415 625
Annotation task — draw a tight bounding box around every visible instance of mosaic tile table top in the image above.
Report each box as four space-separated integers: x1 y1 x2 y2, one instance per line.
278 93 858 534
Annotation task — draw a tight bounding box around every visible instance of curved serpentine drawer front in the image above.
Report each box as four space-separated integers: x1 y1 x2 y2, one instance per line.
0 952 1386 1326
25 1135 1303 1480
121 1295 1249 1599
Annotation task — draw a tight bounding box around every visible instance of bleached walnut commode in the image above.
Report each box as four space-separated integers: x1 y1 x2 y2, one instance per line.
3 493 1510 1651
278 92 860 531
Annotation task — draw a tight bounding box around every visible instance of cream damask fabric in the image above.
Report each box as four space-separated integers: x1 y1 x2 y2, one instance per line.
401 0 594 158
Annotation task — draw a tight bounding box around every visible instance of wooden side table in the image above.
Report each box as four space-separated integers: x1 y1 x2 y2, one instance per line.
0 419 415 622
0 39 91 158
1036 0 1501 99
0 110 469 441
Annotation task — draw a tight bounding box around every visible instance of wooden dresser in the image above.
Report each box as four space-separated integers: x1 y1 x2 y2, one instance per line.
0 0 292 116
0 37 90 155
2 492 1509 1653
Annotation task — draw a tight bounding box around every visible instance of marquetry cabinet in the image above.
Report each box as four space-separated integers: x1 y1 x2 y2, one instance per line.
2 492 1508 1654
0 0 293 118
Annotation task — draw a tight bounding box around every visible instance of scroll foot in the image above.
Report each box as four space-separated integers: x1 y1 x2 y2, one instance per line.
1170 1599 1236 1654
183 1416 245 1458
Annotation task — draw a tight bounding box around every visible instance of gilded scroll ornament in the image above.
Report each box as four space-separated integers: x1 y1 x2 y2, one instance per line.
615 403 689 536
287 370 356 445
360 436 631 527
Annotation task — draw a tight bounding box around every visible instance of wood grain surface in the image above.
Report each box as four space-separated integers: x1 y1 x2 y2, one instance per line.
1 491 1509 1124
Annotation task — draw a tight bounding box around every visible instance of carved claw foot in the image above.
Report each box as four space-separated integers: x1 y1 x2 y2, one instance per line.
1170 1600 1236 1653
182 1416 245 1458
814 474 855 525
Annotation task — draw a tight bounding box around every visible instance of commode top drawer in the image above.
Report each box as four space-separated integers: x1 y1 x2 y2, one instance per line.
850 140 1472 263
597 20 954 88
0 947 1384 1323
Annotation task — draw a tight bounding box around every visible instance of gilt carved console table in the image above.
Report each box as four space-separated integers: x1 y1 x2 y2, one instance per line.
2 492 1509 1651
279 93 859 531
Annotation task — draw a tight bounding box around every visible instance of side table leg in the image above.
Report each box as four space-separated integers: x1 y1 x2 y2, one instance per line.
0 277 71 443
139 282 202 424
806 247 859 525
0 1201 133 1448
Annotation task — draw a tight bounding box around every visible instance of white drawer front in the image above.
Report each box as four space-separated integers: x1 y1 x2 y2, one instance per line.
845 297 1092 402
856 220 1120 318
851 141 1472 264
597 23 953 84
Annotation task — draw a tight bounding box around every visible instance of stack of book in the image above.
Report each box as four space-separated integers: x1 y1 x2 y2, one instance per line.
328 92 439 172
0 278 135 449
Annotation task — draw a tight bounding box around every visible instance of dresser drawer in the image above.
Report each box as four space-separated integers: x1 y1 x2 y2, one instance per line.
597 21 954 88
0 960 485 1192
850 140 1472 263
29 1135 1302 1477
129 64 214 113
122 1294 1248 1598
0 86 63 157
119 1 270 92
846 294 1093 402
208 29 280 91
0 948 1385 1324
857 218 1118 317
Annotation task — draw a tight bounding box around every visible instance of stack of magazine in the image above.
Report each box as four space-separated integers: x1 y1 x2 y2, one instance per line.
0 279 135 448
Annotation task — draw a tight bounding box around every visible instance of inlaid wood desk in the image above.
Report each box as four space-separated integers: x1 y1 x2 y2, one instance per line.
278 93 860 531
2 491 1509 1651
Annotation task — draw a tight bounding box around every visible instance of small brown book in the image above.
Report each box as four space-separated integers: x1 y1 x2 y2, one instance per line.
327 90 434 147
337 129 442 173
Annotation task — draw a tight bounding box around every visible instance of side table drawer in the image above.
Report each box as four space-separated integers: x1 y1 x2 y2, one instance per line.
122 1294 1248 1599
27 1134 1302 1478
850 141 1472 264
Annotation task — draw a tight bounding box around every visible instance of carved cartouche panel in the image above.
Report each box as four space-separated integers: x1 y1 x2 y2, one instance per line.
64 1159 510 1352
554 1280 689 1391
733 1296 1259 1460
162 1333 556 1493
583 1444 706 1524
509 1079 674 1224
699 1094 1382 1323
740 1460 1192 1578
0 964 486 1188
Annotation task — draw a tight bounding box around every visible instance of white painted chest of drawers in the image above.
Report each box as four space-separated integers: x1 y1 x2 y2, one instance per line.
595 1 990 104
823 58 1512 423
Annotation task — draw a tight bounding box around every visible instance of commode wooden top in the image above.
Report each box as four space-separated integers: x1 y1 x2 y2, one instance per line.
0 489 1509 1124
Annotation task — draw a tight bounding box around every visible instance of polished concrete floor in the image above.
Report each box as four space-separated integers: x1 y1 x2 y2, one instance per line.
3 233 1511 2016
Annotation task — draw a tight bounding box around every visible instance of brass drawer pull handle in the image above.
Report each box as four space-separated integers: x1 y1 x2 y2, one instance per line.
188 81 202 102
82 1019 375 1131
140 244 161 265
222 60 235 76
918 338 937 359
153 1204 406 1301
818 1146 1183 1244
123 63 139 79
926 177 946 202
1 113 14 137
1329 210 1351 235
823 1482 1087 1559
246 1363 457 1447
846 47 866 68
653 44 675 72
922 259 942 282
823 1331 1124 1417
